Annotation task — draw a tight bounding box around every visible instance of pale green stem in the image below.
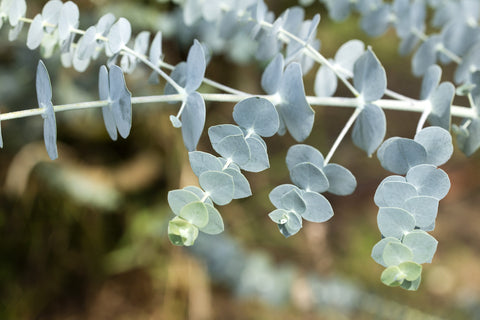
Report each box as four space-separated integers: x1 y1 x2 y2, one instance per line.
467 92 478 116
324 107 363 166
159 61 250 96
260 20 360 97
416 107 431 133
176 99 187 119
18 17 33 24
122 46 186 95
20 14 248 97
201 192 211 202
0 100 110 121
462 119 472 129
384 89 417 103
0 95 475 121
222 158 233 170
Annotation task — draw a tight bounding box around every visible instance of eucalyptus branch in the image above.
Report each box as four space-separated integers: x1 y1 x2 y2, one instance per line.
1 94 475 123
1 0 479 294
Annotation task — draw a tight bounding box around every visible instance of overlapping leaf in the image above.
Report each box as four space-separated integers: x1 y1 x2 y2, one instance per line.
36 60 58 160
99 66 117 140
240 134 269 172
377 137 427 175
108 65 132 138
382 242 413 267
179 201 209 228
377 207 415 239
98 65 132 140
188 150 252 199
183 186 213 206
378 127 453 174
403 196 439 230
188 151 223 177
108 17 131 54
413 126 453 166
374 181 418 208
233 97 279 138
222 167 252 199
402 230 438 264
76 26 97 60
372 237 401 267
406 164 450 200
168 189 201 215
200 204 224 235
209 125 250 165
199 170 234 205
167 184 226 244
290 162 329 193
58 1 79 42
269 209 303 238
1 0 26 26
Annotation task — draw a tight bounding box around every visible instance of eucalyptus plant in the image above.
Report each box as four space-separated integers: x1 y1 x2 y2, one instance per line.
0 0 479 290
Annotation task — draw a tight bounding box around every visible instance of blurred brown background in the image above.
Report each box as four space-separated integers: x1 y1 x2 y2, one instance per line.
0 0 479 319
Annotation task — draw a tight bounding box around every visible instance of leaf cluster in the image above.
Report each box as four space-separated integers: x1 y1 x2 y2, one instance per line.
268 144 356 237
167 96 280 245
372 126 452 290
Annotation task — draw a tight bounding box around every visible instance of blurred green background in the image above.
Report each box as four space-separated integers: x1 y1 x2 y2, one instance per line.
0 0 479 319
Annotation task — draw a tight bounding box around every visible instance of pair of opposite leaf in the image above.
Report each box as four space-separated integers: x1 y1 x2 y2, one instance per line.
208 96 280 174
165 39 206 152
274 40 388 158
34 60 132 160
